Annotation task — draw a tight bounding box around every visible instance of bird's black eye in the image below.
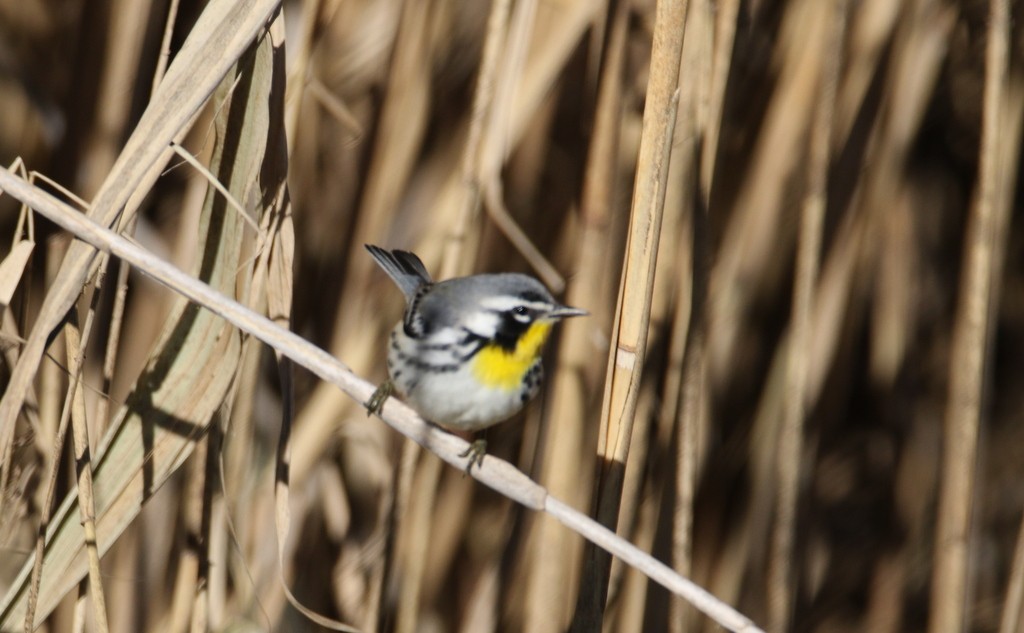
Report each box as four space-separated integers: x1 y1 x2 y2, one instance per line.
508 305 532 323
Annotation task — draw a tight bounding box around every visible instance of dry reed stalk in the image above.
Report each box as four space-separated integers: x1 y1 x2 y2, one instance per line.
283 0 421 495
193 426 221 633
395 454 443 633
576 0 688 627
996 80 1024 633
167 433 209 632
604 379 659 628
666 0 712 629
22 316 80 631
1003 507 1024 633
834 0 899 148
767 0 844 630
419 466 474 608
460 558 501 633
708 0 826 386
282 0 320 154
388 1 514 627
699 0 737 196
207 496 228 629
62 312 110 633
605 19 695 621
443 0 511 268
75 0 153 199
520 1 626 629
931 0 1011 630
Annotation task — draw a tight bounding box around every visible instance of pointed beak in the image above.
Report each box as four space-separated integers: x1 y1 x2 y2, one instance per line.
547 305 589 319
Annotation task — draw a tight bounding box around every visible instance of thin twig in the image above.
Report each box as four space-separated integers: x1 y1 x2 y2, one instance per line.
151 0 181 95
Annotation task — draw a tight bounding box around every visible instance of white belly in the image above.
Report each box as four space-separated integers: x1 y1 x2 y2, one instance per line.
397 365 532 431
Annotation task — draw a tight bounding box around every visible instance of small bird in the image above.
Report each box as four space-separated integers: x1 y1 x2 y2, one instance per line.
364 245 587 471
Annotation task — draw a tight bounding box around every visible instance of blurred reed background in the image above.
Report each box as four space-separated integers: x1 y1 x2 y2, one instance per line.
0 0 1022 631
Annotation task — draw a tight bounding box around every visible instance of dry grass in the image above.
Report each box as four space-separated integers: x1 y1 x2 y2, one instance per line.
0 0 1022 631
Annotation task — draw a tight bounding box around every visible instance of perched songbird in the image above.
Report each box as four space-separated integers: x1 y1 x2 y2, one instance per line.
364 245 587 471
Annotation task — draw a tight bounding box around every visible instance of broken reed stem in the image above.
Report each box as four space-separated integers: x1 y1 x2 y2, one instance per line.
930 0 1010 630
768 1 844 630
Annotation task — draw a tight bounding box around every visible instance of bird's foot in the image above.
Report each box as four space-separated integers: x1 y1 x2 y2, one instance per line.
459 438 488 475
365 380 393 416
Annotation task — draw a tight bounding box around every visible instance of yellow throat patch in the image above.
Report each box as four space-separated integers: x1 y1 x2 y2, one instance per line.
472 321 553 390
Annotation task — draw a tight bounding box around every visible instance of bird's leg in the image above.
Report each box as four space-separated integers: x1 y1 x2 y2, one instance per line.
459 437 488 475
365 380 394 416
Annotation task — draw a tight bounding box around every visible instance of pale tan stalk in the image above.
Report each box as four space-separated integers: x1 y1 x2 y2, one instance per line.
698 0 738 196
768 1 844 630
391 1 513 627
190 427 220 633
575 0 688 626
25 284 110 633
523 0 626 626
443 0 512 274
707 0 828 383
283 0 321 153
152 0 181 95
168 435 209 633
77 0 154 198
395 455 443 633
667 0 712 629
604 382 658 628
931 0 1011 630
64 314 110 633
996 83 1024 633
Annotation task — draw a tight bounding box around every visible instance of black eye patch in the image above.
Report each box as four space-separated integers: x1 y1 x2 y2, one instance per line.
494 311 532 351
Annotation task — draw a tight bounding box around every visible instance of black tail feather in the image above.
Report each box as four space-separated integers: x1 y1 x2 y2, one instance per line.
365 244 432 299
